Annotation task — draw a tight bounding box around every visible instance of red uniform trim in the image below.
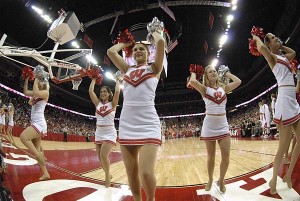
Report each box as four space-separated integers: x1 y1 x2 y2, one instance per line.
277 59 293 73
96 108 114 117
124 73 156 87
118 138 162 145
200 133 230 141
94 140 116 146
274 113 300 126
204 94 227 105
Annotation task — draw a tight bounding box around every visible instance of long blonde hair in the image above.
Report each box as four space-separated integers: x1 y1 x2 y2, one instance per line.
203 65 220 87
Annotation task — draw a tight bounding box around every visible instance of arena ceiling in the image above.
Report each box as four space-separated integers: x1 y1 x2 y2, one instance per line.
1 0 300 113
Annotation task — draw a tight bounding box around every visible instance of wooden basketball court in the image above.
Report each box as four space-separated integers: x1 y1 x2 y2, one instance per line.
2 136 300 200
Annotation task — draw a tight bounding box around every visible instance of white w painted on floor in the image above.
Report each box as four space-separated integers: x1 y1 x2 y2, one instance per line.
23 180 132 201
196 168 299 200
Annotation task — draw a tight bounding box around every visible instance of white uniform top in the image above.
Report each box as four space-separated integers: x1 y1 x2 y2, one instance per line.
259 105 264 121
271 97 276 111
272 54 294 86
203 86 227 114
123 64 158 106
31 98 46 123
8 112 13 126
95 102 115 125
0 114 4 125
262 104 270 122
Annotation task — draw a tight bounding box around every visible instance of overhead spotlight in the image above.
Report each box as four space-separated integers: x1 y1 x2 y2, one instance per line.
71 41 80 48
219 45 223 48
219 34 228 46
105 72 114 80
219 49 222 51
225 29 229 31
227 15 234 22
227 24 231 29
232 5 237 10
225 32 228 35
41 15 52 23
31 5 43 15
211 59 218 67
86 54 98 65
232 0 238 5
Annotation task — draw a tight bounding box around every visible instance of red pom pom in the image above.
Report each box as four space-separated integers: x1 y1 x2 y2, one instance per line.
22 66 34 80
114 29 135 57
87 67 103 85
290 58 299 73
249 26 265 57
248 38 261 56
189 64 204 80
251 26 265 39
95 74 103 85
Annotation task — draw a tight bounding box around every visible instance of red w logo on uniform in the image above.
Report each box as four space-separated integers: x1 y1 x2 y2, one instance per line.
214 91 222 100
99 106 108 113
129 69 145 80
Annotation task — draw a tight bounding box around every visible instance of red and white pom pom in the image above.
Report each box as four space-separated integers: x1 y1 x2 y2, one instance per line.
248 38 261 56
22 66 35 80
95 74 103 85
251 26 265 39
114 29 135 57
189 64 204 80
290 58 299 73
87 67 103 85
249 26 265 57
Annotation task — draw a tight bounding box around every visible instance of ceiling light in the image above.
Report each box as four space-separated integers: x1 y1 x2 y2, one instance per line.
232 5 237 10
219 34 228 46
232 0 238 5
31 5 43 15
105 72 114 80
41 15 52 23
227 15 234 22
211 59 218 67
71 41 80 48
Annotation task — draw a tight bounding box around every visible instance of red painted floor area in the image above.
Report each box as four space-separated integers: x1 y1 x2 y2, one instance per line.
2 138 300 201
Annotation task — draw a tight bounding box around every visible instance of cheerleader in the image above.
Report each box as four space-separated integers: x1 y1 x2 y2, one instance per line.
89 78 121 187
253 33 300 194
20 72 50 181
7 103 15 145
107 20 165 201
187 65 241 193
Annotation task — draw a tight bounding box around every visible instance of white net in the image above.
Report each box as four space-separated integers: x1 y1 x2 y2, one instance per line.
72 78 82 90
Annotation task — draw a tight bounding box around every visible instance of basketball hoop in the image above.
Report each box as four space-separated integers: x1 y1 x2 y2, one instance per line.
72 78 82 90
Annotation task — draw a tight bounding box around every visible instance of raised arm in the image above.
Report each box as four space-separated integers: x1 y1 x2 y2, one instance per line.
188 73 206 97
252 35 277 68
107 43 131 74
33 78 49 100
224 72 242 93
89 79 99 106
151 32 165 75
281 46 296 61
111 80 121 108
23 78 34 96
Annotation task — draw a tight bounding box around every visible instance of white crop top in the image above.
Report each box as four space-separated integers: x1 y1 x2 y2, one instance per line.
31 98 46 123
123 64 158 106
272 54 294 86
203 86 227 114
95 101 115 125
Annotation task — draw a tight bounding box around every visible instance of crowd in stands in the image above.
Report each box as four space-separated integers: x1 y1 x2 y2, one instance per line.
0 85 277 139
